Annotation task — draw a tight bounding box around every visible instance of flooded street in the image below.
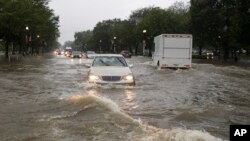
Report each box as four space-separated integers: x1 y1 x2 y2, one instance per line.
0 54 250 141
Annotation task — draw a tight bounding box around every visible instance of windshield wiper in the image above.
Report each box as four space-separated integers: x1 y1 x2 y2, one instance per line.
100 59 109 66
117 58 126 67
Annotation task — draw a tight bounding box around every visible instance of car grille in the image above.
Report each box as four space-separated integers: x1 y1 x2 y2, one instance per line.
102 76 121 81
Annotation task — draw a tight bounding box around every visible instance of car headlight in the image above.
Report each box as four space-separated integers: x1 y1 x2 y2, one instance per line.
89 74 100 82
123 74 134 81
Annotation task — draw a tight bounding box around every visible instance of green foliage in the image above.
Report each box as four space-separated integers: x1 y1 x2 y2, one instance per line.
190 0 250 60
85 19 137 53
134 7 189 55
73 4 189 55
0 0 59 57
74 30 92 51
63 41 74 48
72 1 249 59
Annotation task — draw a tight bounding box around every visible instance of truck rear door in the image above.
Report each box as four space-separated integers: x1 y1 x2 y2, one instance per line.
163 35 191 59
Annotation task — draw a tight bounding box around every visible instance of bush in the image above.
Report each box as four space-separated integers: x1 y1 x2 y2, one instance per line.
192 54 207 59
0 43 4 51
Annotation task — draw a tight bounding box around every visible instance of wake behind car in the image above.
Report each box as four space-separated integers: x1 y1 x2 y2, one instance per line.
87 54 135 85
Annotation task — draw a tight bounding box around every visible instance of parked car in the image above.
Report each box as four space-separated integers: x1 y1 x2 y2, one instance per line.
120 50 132 58
86 51 96 59
206 52 214 59
87 54 135 85
71 51 82 58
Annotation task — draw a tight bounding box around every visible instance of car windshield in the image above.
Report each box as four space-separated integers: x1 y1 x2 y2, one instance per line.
92 56 127 67
72 51 81 55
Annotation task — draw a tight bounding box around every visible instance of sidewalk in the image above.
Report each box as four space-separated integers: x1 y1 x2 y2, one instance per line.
193 57 250 68
0 52 54 64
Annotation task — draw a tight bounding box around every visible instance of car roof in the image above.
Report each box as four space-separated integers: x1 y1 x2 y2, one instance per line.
72 51 81 53
65 47 72 49
94 54 123 57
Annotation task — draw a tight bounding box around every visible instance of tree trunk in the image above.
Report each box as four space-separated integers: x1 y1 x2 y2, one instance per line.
234 49 238 62
5 41 9 59
135 44 138 56
148 38 153 57
18 40 24 55
223 47 229 61
148 45 152 57
31 44 34 55
199 45 202 56
19 42 22 54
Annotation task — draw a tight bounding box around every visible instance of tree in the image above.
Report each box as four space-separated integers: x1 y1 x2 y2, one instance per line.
190 0 247 61
237 0 250 56
63 41 74 48
135 6 189 56
0 0 59 58
74 30 92 51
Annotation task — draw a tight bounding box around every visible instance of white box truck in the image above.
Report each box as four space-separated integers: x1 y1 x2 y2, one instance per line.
153 34 192 68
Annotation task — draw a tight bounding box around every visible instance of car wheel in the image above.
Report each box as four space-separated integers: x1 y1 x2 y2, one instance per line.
157 61 162 70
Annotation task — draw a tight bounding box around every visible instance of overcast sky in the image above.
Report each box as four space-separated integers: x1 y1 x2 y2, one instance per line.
49 0 190 44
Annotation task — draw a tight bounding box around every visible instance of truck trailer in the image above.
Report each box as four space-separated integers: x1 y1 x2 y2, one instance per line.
153 34 192 69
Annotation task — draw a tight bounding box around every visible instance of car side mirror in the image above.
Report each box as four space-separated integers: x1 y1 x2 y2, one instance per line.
129 64 133 68
85 64 91 68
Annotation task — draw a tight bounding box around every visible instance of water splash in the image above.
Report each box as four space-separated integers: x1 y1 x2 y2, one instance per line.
50 94 224 141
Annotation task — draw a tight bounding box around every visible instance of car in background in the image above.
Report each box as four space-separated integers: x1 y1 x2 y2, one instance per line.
120 50 132 58
86 51 96 59
71 51 82 58
64 47 72 57
65 50 72 57
206 52 214 59
87 54 135 85
54 49 61 55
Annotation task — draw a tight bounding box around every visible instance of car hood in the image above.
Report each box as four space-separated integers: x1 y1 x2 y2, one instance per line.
90 67 132 76
87 54 96 58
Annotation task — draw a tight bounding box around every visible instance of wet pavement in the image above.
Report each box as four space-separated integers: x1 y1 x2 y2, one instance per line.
0 54 249 141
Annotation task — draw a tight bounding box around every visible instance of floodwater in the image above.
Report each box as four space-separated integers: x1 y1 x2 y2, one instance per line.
0 54 249 141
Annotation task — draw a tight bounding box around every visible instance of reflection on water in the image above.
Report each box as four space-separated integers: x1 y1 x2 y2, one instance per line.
124 89 136 102
87 89 97 95
123 89 139 110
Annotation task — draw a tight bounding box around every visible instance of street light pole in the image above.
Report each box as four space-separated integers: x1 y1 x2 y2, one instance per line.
142 30 147 56
113 36 117 53
24 26 29 55
99 40 102 53
36 35 40 55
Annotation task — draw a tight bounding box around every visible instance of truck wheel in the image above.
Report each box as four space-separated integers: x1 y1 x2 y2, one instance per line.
157 61 161 70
